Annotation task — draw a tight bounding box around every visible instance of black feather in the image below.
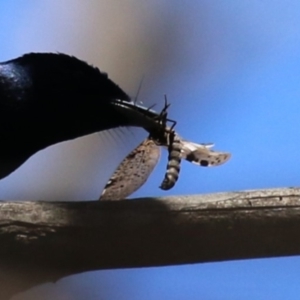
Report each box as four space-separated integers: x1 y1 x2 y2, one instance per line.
0 53 132 179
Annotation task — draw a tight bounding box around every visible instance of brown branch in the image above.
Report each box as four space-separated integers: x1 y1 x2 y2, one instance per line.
3 187 300 299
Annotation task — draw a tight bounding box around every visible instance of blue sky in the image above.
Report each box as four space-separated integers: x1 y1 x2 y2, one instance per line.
2 1 300 299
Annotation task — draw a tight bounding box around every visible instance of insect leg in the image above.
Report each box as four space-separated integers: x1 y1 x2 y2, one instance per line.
162 95 177 130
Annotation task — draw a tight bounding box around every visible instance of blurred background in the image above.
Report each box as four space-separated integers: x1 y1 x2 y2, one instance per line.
1 0 300 299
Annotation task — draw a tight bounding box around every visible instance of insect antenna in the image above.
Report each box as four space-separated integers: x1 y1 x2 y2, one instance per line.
160 94 176 130
133 75 145 105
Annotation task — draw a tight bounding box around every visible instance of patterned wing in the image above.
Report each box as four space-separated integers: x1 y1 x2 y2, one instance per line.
180 140 231 167
99 138 160 200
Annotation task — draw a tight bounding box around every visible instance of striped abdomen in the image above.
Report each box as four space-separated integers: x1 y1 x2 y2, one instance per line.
160 131 182 190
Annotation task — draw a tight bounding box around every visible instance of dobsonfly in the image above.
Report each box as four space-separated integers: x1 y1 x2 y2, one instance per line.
99 98 231 201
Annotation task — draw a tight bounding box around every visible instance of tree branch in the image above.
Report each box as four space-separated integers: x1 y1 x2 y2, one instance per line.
3 187 300 299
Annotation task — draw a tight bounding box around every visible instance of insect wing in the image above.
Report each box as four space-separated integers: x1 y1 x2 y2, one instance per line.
180 140 214 150
99 138 161 200
181 140 231 167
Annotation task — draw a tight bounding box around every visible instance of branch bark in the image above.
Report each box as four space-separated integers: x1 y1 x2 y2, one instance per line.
3 187 300 299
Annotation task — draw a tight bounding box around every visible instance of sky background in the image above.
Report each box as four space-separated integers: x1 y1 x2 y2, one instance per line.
0 1 300 299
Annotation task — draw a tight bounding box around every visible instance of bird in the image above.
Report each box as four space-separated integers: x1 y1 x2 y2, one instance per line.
0 52 156 179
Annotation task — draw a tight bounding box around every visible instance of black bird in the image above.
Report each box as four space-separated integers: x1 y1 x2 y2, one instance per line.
0 53 150 179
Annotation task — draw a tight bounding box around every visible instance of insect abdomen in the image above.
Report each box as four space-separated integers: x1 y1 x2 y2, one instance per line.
160 132 181 190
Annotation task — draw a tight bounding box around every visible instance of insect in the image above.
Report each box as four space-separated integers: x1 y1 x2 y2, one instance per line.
99 98 231 201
